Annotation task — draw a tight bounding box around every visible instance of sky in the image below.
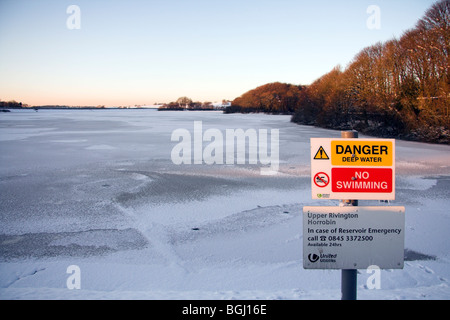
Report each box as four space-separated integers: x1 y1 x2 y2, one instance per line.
0 0 438 107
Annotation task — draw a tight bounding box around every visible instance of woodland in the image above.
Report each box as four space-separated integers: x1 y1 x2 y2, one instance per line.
228 1 449 143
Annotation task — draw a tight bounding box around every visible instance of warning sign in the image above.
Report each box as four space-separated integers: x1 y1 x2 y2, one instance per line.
332 168 393 193
331 140 393 166
314 146 329 160
310 138 395 200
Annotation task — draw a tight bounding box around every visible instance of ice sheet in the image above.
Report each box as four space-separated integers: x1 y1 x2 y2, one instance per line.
0 109 449 300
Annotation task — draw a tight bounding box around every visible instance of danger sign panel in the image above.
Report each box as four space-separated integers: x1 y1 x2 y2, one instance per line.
310 138 395 200
331 140 393 166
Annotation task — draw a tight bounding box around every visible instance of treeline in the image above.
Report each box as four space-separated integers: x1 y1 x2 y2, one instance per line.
0 100 105 109
34 105 102 109
0 100 24 109
227 82 306 114
292 0 449 143
158 96 229 110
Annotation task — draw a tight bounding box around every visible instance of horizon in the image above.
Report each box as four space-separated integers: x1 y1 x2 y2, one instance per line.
0 0 437 107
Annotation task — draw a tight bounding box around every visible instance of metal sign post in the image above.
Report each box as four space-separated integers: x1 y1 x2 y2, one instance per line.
340 130 358 300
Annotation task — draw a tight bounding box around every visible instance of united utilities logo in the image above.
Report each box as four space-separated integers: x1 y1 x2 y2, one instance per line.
320 253 337 263
308 253 337 263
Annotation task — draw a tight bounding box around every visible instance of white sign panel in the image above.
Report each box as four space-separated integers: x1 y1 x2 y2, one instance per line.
310 138 396 200
303 206 405 269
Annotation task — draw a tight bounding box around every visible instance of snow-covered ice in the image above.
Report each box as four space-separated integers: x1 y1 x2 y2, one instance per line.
0 109 449 300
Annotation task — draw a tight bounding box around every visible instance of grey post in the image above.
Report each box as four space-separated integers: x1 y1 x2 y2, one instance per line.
341 130 358 300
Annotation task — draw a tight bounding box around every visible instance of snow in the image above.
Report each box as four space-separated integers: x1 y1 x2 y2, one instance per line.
0 109 449 300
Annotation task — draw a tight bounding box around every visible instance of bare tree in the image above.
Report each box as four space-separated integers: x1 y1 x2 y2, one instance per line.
176 97 193 108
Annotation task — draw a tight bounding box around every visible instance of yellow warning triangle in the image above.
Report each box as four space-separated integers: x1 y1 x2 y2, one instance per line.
314 146 329 160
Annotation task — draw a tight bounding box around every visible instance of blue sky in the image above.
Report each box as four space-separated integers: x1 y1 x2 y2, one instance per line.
0 0 437 106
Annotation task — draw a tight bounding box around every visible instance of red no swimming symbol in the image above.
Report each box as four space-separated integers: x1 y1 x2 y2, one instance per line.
314 172 330 188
